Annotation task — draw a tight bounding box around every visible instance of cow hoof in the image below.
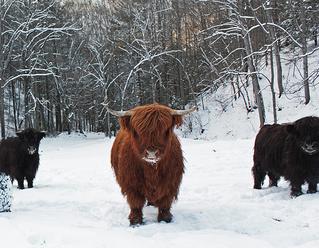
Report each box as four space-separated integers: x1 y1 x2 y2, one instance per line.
158 214 172 223
129 209 143 226
129 218 144 226
130 222 144 227
307 189 317 194
290 191 303 198
158 209 172 223
268 182 278 187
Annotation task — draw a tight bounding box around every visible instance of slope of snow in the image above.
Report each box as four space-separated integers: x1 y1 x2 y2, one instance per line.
1 134 319 248
183 44 319 140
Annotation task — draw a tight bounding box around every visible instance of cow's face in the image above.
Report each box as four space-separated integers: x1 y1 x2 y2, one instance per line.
118 105 183 164
287 117 319 156
16 128 46 155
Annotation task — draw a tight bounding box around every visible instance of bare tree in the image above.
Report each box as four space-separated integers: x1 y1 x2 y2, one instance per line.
264 0 283 97
0 0 22 137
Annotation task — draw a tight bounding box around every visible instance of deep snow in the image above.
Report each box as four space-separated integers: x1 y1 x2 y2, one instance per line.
1 133 319 248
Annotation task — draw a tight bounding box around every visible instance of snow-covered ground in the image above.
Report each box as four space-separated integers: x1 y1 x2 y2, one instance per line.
1 133 319 248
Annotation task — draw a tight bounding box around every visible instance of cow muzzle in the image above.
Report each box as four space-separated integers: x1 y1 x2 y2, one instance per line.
142 149 160 165
301 143 319 155
28 146 37 155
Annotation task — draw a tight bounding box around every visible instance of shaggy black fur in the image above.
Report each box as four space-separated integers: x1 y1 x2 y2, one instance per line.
252 116 319 197
0 128 45 189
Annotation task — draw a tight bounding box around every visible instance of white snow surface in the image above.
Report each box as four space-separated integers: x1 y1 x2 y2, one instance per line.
1 133 319 248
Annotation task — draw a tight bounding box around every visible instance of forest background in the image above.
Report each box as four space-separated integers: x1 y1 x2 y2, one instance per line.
0 0 318 138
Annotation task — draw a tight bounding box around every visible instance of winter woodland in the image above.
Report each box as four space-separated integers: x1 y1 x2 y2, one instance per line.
0 0 318 137
1 1 319 248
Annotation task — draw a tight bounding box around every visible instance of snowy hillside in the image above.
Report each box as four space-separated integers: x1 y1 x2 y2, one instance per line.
183 46 319 140
1 134 319 248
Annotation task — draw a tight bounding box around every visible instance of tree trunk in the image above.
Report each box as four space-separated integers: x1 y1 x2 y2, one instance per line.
237 75 252 113
33 82 41 130
243 35 265 126
107 112 111 138
265 1 283 97
172 0 185 107
0 3 5 137
313 29 317 46
0 78 5 138
300 4 310 104
55 92 62 133
238 0 265 126
23 77 31 128
11 82 17 131
231 79 237 100
269 47 277 124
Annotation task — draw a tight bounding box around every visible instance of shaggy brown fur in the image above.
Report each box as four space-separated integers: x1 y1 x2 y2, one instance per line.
111 103 185 225
0 128 45 189
252 116 319 197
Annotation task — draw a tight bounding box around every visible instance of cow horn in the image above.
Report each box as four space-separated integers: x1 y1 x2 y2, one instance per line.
106 107 132 117
171 106 197 116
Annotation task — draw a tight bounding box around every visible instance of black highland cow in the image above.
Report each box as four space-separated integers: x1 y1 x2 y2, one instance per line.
0 128 46 189
252 116 319 197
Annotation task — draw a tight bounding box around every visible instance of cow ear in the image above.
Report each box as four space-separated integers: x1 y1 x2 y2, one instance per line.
16 131 25 140
172 115 183 128
286 124 298 136
38 131 46 140
119 116 131 130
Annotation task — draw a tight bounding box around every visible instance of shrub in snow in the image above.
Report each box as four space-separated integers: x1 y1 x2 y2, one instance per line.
0 173 12 212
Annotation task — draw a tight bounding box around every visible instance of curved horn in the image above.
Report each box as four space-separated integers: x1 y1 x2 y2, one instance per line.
106 107 132 117
171 106 197 116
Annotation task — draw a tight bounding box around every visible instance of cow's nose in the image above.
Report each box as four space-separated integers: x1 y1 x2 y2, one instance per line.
146 149 159 159
28 146 37 153
305 143 313 149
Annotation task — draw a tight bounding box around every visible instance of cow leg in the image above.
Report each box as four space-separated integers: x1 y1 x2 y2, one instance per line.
17 176 25 190
268 172 280 187
307 181 317 194
290 186 303 197
288 171 305 197
126 191 145 226
290 181 303 197
252 162 266 189
26 176 34 188
156 197 174 223
158 208 173 223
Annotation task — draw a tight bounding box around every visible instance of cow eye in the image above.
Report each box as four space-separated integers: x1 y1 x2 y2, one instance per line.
133 130 139 139
165 129 170 136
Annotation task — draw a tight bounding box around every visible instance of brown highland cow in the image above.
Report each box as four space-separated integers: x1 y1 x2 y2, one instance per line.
252 116 319 197
108 103 195 225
